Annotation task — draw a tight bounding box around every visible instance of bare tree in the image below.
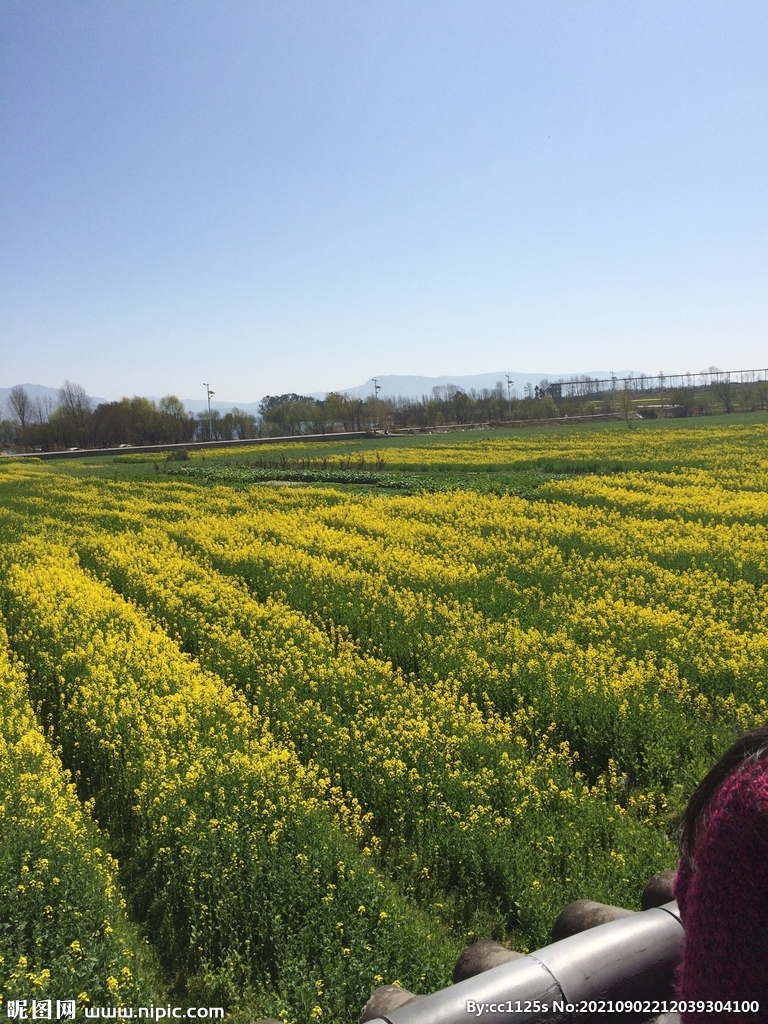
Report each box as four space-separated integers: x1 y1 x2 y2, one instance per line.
57 380 93 445
8 386 32 436
34 393 56 424
58 380 93 428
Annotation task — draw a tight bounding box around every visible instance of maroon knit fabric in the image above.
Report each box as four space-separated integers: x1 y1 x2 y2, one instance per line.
673 757 768 1022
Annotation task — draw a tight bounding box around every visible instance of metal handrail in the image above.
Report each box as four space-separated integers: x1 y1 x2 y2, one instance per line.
367 902 683 1024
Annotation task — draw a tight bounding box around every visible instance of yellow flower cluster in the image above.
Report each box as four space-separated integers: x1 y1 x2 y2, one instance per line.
0 617 151 1003
149 477 765 794
0 538 460 1013
181 418 768 475
69 523 662 944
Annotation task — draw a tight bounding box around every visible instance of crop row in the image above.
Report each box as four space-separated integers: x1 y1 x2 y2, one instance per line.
0 540 458 1020
0 617 158 1005
67 523 671 952
199 421 768 475
154 488 764 791
4 462 765 793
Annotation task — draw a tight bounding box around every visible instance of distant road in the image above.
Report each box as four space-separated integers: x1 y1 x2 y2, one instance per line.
3 431 374 461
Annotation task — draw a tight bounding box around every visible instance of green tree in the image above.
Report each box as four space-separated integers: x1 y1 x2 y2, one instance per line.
669 388 696 418
712 380 734 413
616 389 635 428
158 395 194 443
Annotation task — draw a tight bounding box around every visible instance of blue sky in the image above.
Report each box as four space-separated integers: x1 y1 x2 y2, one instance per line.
2 1 766 401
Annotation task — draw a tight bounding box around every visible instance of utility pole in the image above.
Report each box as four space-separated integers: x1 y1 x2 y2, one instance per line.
203 383 215 441
372 378 382 431
505 375 513 420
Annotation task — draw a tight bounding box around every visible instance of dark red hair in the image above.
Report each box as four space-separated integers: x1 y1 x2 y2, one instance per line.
679 722 768 862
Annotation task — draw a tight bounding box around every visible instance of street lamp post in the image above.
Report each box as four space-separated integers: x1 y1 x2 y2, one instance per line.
372 378 382 431
203 383 215 441
505 375 513 420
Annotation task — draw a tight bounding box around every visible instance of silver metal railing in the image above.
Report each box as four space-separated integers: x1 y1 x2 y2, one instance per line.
366 902 683 1024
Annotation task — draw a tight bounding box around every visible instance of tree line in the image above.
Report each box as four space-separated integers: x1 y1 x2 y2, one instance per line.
0 384 379 450
3 376 768 451
261 378 768 434
0 383 260 450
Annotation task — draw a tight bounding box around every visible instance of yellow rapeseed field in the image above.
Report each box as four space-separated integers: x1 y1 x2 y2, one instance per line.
1 418 767 1022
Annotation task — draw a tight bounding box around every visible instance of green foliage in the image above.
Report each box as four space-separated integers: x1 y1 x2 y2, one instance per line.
166 447 191 461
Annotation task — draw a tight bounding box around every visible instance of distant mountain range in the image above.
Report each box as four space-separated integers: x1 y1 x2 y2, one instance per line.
327 370 643 402
0 382 109 409
2 370 645 418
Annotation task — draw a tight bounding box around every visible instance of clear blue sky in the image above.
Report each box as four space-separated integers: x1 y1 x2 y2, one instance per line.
2 1 766 401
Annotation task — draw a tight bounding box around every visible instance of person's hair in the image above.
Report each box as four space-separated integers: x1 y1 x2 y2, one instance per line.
679 722 768 862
